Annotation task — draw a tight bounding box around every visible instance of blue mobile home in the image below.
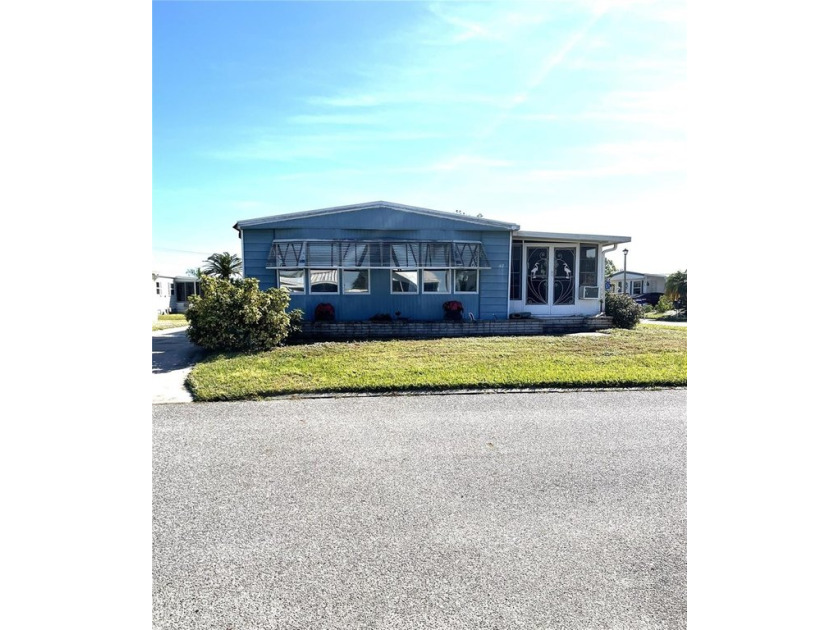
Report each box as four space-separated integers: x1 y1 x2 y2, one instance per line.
233 201 630 323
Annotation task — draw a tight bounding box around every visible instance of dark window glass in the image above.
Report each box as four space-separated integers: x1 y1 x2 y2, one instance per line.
343 269 369 294
310 269 339 293
455 269 478 293
553 248 575 305
579 245 598 288
510 243 522 300
526 247 548 305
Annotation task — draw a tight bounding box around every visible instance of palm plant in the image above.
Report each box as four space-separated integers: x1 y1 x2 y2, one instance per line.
665 270 687 312
202 252 243 280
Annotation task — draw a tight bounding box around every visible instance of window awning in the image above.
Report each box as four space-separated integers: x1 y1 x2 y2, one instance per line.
266 240 491 269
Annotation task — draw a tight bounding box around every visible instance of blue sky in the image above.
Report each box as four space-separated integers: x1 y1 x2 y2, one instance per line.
153 0 686 276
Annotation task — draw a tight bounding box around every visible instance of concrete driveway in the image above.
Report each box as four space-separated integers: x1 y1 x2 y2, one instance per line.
152 327 205 403
154 389 687 629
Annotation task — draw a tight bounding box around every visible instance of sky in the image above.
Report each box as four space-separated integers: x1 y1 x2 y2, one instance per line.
152 0 686 277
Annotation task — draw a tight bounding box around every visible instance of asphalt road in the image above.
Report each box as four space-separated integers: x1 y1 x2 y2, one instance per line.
153 389 686 629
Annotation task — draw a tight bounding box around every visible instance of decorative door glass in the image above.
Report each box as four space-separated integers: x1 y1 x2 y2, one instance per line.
553 248 575 305
526 247 549 305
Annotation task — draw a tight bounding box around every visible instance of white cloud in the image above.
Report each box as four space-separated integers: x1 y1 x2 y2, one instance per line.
425 155 513 172
525 140 685 180
583 83 687 129
425 1 557 45
307 92 499 108
286 114 379 125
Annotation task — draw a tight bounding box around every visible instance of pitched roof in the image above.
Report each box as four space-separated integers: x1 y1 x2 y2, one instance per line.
233 200 520 231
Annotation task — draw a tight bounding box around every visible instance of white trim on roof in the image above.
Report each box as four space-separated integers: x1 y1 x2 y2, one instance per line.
513 230 631 245
234 200 520 231
608 271 667 279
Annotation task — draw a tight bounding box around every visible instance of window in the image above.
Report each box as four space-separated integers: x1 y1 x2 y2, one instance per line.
391 270 418 293
175 281 199 301
309 269 339 293
454 269 478 293
579 245 598 287
632 280 642 295
169 283 174 296
156 282 161 295
422 269 450 293
277 269 305 293
510 242 522 300
578 245 598 299
342 269 369 294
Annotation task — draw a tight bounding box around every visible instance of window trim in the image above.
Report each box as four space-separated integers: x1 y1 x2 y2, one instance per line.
390 269 419 294
420 268 451 294
308 268 340 294
341 268 370 295
454 269 479 294
276 268 306 294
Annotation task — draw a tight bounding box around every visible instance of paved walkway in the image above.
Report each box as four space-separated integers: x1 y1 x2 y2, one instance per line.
152 326 205 404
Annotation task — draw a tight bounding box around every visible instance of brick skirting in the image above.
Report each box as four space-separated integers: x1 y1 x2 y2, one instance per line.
291 315 613 342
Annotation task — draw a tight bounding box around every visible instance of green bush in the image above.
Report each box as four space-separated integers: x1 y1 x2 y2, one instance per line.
655 295 674 313
605 292 643 329
185 277 303 352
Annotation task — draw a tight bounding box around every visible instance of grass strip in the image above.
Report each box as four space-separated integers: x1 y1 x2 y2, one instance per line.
187 325 686 401
153 314 187 331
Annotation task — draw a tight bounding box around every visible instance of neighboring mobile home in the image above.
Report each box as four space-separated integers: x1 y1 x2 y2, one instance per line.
152 273 177 320
153 273 204 318
234 201 631 322
608 271 667 302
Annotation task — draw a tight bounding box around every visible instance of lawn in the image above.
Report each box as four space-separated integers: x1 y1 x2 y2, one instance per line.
153 313 187 331
643 309 687 322
186 324 687 401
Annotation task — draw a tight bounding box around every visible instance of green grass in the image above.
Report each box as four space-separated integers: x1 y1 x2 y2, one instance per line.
643 310 687 322
186 324 687 401
153 313 187 331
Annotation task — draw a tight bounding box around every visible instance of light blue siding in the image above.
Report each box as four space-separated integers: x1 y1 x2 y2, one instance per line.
477 230 511 319
239 207 510 322
243 206 511 234
242 230 277 291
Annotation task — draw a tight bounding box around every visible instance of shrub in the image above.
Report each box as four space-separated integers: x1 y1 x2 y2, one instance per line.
185 276 301 352
605 292 643 329
655 294 674 313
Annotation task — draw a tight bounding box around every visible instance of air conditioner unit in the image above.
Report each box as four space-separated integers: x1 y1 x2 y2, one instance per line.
579 286 600 299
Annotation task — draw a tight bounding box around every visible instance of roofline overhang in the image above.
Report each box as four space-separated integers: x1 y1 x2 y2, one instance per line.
513 230 631 245
608 271 667 278
233 200 520 232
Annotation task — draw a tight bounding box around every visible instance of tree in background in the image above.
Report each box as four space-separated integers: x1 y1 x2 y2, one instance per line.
185 267 205 278
665 270 687 312
604 258 617 282
203 252 243 280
